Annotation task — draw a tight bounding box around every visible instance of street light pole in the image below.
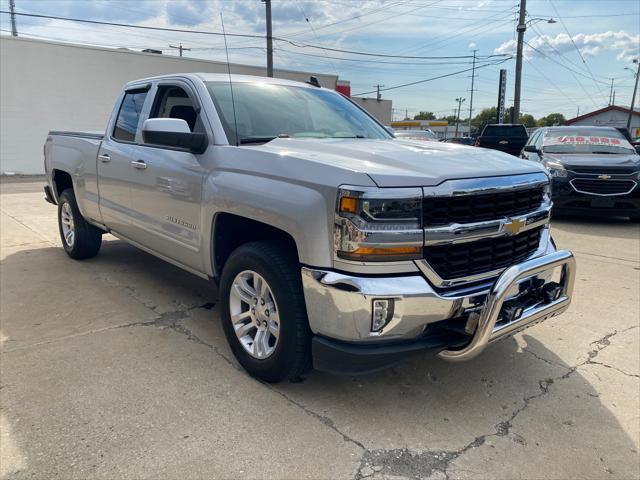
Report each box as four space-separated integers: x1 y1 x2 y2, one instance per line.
513 0 527 124
468 49 477 133
627 59 639 131
263 0 274 77
455 97 465 137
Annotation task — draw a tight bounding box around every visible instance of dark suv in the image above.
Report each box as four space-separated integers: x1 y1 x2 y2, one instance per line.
521 126 640 220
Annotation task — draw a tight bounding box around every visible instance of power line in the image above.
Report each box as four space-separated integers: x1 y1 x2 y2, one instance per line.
353 57 511 96
548 0 609 104
524 41 610 86
0 10 511 61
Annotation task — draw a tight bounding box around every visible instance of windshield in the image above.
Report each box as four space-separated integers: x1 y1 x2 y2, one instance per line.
206 82 391 144
542 128 635 154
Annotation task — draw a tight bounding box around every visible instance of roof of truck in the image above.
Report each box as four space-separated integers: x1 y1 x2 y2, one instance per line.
125 73 321 89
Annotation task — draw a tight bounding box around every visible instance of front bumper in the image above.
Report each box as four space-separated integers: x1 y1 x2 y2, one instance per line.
302 250 575 374
551 174 640 217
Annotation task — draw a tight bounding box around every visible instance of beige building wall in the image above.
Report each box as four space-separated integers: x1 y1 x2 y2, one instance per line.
351 97 393 125
0 36 338 174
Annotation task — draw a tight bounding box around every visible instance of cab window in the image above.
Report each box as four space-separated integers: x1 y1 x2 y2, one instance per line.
113 90 148 142
149 85 202 133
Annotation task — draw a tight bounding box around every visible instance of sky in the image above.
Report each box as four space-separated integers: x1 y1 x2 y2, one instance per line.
1 0 638 121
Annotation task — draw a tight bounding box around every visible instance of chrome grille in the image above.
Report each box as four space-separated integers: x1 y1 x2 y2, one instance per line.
424 227 543 280
570 178 637 196
422 186 545 226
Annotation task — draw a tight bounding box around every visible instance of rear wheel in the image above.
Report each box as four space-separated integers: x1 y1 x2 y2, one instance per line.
57 189 102 259
219 242 311 382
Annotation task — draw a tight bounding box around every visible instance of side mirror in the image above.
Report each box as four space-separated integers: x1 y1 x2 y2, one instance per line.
523 145 539 153
142 118 207 154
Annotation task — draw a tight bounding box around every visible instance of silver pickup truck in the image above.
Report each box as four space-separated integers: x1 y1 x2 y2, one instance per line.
44 73 576 382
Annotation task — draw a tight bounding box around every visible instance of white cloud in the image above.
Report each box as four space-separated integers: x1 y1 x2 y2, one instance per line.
494 30 640 62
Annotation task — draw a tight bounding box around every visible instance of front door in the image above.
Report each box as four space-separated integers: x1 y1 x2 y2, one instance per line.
125 83 207 272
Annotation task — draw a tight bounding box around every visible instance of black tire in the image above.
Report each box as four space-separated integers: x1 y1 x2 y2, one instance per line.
219 241 311 382
57 189 103 259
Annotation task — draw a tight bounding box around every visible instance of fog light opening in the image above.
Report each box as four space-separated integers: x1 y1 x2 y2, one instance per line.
372 298 394 332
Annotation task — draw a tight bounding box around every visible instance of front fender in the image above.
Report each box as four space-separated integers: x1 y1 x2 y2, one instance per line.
201 171 336 275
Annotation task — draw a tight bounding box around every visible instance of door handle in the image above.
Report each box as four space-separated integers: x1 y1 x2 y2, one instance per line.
98 154 111 163
131 160 147 170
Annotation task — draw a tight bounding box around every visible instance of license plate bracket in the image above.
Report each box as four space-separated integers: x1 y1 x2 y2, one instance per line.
592 197 614 208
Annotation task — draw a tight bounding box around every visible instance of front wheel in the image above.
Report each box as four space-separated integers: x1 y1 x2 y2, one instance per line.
57 189 103 259
219 242 311 382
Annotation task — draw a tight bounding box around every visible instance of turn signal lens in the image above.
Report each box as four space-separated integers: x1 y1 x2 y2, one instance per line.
337 246 422 262
339 196 358 214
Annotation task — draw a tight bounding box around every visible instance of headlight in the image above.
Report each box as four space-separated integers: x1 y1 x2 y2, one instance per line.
335 187 423 262
544 159 567 178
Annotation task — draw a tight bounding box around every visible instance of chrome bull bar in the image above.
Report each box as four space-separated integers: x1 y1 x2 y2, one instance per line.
438 250 576 362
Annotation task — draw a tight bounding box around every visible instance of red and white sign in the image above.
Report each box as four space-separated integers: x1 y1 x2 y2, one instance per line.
546 135 632 149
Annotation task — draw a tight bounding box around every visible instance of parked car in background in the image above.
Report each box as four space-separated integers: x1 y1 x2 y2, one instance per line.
475 124 529 156
442 137 475 146
393 129 438 142
521 126 640 220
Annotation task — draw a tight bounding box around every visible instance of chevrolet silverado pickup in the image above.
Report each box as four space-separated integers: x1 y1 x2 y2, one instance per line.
44 73 576 382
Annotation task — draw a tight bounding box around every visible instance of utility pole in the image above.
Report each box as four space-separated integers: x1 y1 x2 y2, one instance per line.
169 43 190 57
608 78 614 105
375 84 384 100
455 97 465 137
468 49 477 133
612 91 615 105
263 0 273 77
627 59 639 131
9 0 17 36
513 0 526 124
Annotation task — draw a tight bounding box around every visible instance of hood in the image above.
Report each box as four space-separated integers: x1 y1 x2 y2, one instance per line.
250 138 545 187
545 152 640 170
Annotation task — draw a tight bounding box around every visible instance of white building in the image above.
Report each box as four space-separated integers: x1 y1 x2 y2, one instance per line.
0 36 392 175
565 105 640 139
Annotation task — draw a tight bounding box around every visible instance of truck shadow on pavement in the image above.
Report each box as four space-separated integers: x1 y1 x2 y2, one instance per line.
1 239 638 479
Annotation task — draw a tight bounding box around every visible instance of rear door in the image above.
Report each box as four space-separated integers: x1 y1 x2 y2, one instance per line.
125 81 208 271
97 85 152 235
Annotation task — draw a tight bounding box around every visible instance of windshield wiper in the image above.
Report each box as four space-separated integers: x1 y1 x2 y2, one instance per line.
590 151 618 154
331 134 366 138
238 134 289 145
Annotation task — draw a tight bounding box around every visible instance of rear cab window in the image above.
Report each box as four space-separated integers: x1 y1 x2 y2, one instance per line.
482 125 528 137
113 89 149 142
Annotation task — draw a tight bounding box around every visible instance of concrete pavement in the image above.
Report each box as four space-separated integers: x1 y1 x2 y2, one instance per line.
1 179 638 479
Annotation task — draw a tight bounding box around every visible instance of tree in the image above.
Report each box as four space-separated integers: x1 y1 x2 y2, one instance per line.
471 107 498 131
537 113 566 127
519 113 537 128
413 111 436 120
438 114 459 124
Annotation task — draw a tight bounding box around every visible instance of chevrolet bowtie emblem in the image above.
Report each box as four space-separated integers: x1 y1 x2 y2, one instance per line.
598 174 611 180
504 218 525 235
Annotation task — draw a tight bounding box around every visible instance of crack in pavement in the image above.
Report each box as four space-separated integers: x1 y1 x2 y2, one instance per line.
354 326 639 480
